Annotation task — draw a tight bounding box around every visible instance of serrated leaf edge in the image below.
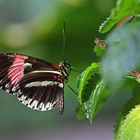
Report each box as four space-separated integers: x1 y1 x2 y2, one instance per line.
114 93 140 140
118 104 140 140
77 63 99 103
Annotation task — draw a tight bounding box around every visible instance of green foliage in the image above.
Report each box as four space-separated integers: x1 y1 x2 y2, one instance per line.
77 62 111 123
101 22 140 89
77 78 111 123
76 0 140 139
127 75 140 84
114 88 140 140
116 104 140 140
99 0 140 33
77 63 99 104
94 45 105 57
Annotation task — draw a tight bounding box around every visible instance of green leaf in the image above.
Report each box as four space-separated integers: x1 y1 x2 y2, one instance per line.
94 45 105 57
127 70 140 84
101 22 140 89
114 87 140 140
84 80 110 123
99 0 140 33
77 62 111 123
116 104 140 140
127 75 140 84
77 63 99 104
76 103 86 120
77 78 111 123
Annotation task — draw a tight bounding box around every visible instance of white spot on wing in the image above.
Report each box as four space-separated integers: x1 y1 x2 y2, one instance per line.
41 104 46 111
20 95 26 101
23 63 32 68
17 91 58 111
58 83 63 88
5 89 10 92
31 100 38 109
39 102 44 109
46 102 50 109
18 97 56 111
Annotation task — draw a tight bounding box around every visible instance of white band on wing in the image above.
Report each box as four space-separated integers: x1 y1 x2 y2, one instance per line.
25 81 63 88
31 70 62 75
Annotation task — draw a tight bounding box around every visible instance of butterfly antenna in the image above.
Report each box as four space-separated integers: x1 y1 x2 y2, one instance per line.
66 83 77 96
62 22 66 60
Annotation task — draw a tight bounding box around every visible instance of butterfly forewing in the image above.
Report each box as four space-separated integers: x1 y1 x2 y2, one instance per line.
0 53 64 114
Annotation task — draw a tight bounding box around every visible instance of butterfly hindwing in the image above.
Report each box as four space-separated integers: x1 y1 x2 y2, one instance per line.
15 71 64 114
0 53 64 114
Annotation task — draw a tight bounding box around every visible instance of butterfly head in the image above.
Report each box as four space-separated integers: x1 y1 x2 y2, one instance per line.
59 60 71 81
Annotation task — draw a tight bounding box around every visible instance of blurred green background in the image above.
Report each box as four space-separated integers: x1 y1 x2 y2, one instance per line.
0 0 128 140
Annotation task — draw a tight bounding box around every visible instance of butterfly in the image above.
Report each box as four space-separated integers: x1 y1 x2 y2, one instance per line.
0 53 71 114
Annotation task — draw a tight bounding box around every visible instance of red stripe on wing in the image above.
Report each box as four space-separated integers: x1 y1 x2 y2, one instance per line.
52 64 61 71
8 55 26 85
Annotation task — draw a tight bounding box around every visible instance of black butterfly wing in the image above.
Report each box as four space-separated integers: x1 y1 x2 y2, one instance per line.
0 53 61 92
0 53 64 114
15 71 64 114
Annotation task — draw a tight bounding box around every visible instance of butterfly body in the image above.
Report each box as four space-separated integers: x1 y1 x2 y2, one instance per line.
0 53 71 114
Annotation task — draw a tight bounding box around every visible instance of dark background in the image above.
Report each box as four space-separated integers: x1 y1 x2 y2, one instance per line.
0 0 129 139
